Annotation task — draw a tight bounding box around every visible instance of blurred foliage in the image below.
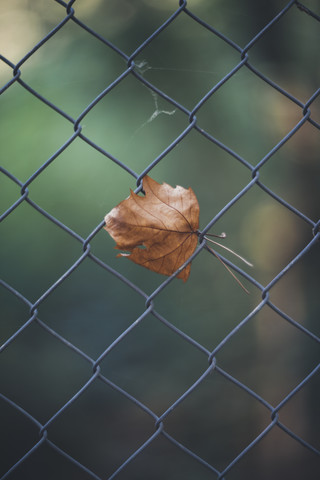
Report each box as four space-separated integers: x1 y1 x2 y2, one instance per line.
0 1 319 479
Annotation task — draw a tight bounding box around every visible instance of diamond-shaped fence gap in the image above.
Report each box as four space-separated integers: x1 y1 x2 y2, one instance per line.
152 257 254 348
164 369 271 472
267 262 319 340
246 4 320 92
137 10 241 108
19 17 129 118
26 139 135 236
117 433 218 480
0 85 74 180
257 216 319 315
66 0 138 44
255 88 319 158
37 258 146 359
74 0 181 56
216 304 318 405
0 202 83 300
260 125 320 218
196 67 305 164
47 379 155 478
230 186 311 285
0 318 93 422
187 0 292 48
80 76 185 173
96 310 208 411
237 422 320 480
255 125 319 193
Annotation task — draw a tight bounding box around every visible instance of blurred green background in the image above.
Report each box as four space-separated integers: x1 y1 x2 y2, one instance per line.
1 0 319 479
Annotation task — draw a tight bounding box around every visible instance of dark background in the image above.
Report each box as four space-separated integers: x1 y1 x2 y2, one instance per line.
1 0 319 479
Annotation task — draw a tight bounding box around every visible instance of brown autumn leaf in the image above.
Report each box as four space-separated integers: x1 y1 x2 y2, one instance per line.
104 175 199 281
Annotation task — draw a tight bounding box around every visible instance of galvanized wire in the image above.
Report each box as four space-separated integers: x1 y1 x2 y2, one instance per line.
1 0 319 479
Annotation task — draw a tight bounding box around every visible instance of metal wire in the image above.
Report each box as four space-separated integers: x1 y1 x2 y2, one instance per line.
1 1 319 478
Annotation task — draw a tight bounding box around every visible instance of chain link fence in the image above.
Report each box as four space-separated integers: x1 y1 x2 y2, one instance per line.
1 0 319 479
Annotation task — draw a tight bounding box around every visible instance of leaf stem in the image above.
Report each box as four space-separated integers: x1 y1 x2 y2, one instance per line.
205 245 251 294
204 232 227 239
204 236 253 267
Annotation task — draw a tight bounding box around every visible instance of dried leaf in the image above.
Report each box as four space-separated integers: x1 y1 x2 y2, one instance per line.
104 176 199 281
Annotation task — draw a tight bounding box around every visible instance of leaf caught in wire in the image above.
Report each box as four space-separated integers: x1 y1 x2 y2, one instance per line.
104 175 199 281
104 176 252 291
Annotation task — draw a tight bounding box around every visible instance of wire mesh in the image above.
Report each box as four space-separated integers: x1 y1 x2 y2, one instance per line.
1 0 319 479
